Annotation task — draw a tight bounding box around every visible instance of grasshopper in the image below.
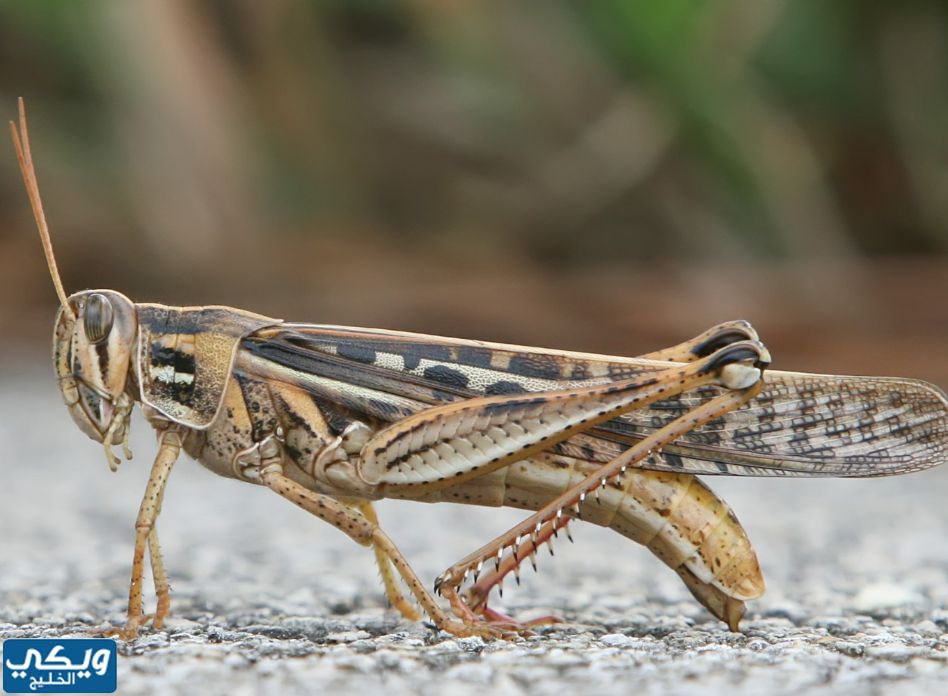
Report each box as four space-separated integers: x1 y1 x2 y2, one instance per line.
10 99 948 640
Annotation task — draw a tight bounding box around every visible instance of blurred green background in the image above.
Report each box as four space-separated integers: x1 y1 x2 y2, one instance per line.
1 0 946 382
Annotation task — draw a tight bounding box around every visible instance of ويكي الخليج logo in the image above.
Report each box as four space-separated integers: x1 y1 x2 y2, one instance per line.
3 639 116 693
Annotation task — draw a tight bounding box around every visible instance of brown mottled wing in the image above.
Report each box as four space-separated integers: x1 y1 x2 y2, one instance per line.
137 304 279 427
240 324 948 477
583 372 948 477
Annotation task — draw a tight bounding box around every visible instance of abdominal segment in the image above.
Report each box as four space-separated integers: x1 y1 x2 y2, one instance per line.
400 453 765 627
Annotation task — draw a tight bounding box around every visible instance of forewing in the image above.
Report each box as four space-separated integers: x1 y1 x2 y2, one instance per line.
584 372 948 477
241 324 948 477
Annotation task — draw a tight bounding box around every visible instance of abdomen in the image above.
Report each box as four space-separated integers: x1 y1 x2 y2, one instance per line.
392 454 765 624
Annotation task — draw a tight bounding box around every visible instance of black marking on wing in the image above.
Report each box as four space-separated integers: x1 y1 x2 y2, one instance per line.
244 326 948 478
457 346 494 369
423 365 470 389
486 380 528 396
337 343 377 365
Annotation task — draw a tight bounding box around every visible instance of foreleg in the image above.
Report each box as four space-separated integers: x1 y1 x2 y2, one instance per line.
100 428 181 639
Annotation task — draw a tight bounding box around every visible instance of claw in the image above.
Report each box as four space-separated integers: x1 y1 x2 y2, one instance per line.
477 605 561 634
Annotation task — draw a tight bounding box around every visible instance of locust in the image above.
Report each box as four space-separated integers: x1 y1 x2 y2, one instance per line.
10 99 948 640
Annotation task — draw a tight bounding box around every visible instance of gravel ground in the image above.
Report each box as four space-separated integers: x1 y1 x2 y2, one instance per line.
1 366 947 695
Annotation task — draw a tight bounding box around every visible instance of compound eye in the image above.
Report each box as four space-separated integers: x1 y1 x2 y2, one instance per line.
83 293 114 344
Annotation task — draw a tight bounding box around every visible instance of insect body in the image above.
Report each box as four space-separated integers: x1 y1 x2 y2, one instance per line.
12 100 948 639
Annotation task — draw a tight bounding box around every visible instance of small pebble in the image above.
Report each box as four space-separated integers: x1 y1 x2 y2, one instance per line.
865 645 927 662
326 630 371 643
600 633 634 648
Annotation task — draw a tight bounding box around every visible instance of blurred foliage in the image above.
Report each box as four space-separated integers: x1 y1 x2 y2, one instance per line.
1 0 946 278
0 0 947 388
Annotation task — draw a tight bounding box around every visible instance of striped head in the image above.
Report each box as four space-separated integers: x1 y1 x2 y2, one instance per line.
53 290 139 452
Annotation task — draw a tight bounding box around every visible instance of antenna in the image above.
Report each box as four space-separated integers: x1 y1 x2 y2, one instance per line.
9 97 75 319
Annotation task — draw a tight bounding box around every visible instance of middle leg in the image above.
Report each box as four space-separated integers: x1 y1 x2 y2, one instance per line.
342 499 421 622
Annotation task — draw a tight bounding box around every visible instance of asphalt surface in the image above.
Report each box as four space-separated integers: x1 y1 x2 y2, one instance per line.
1 366 947 695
